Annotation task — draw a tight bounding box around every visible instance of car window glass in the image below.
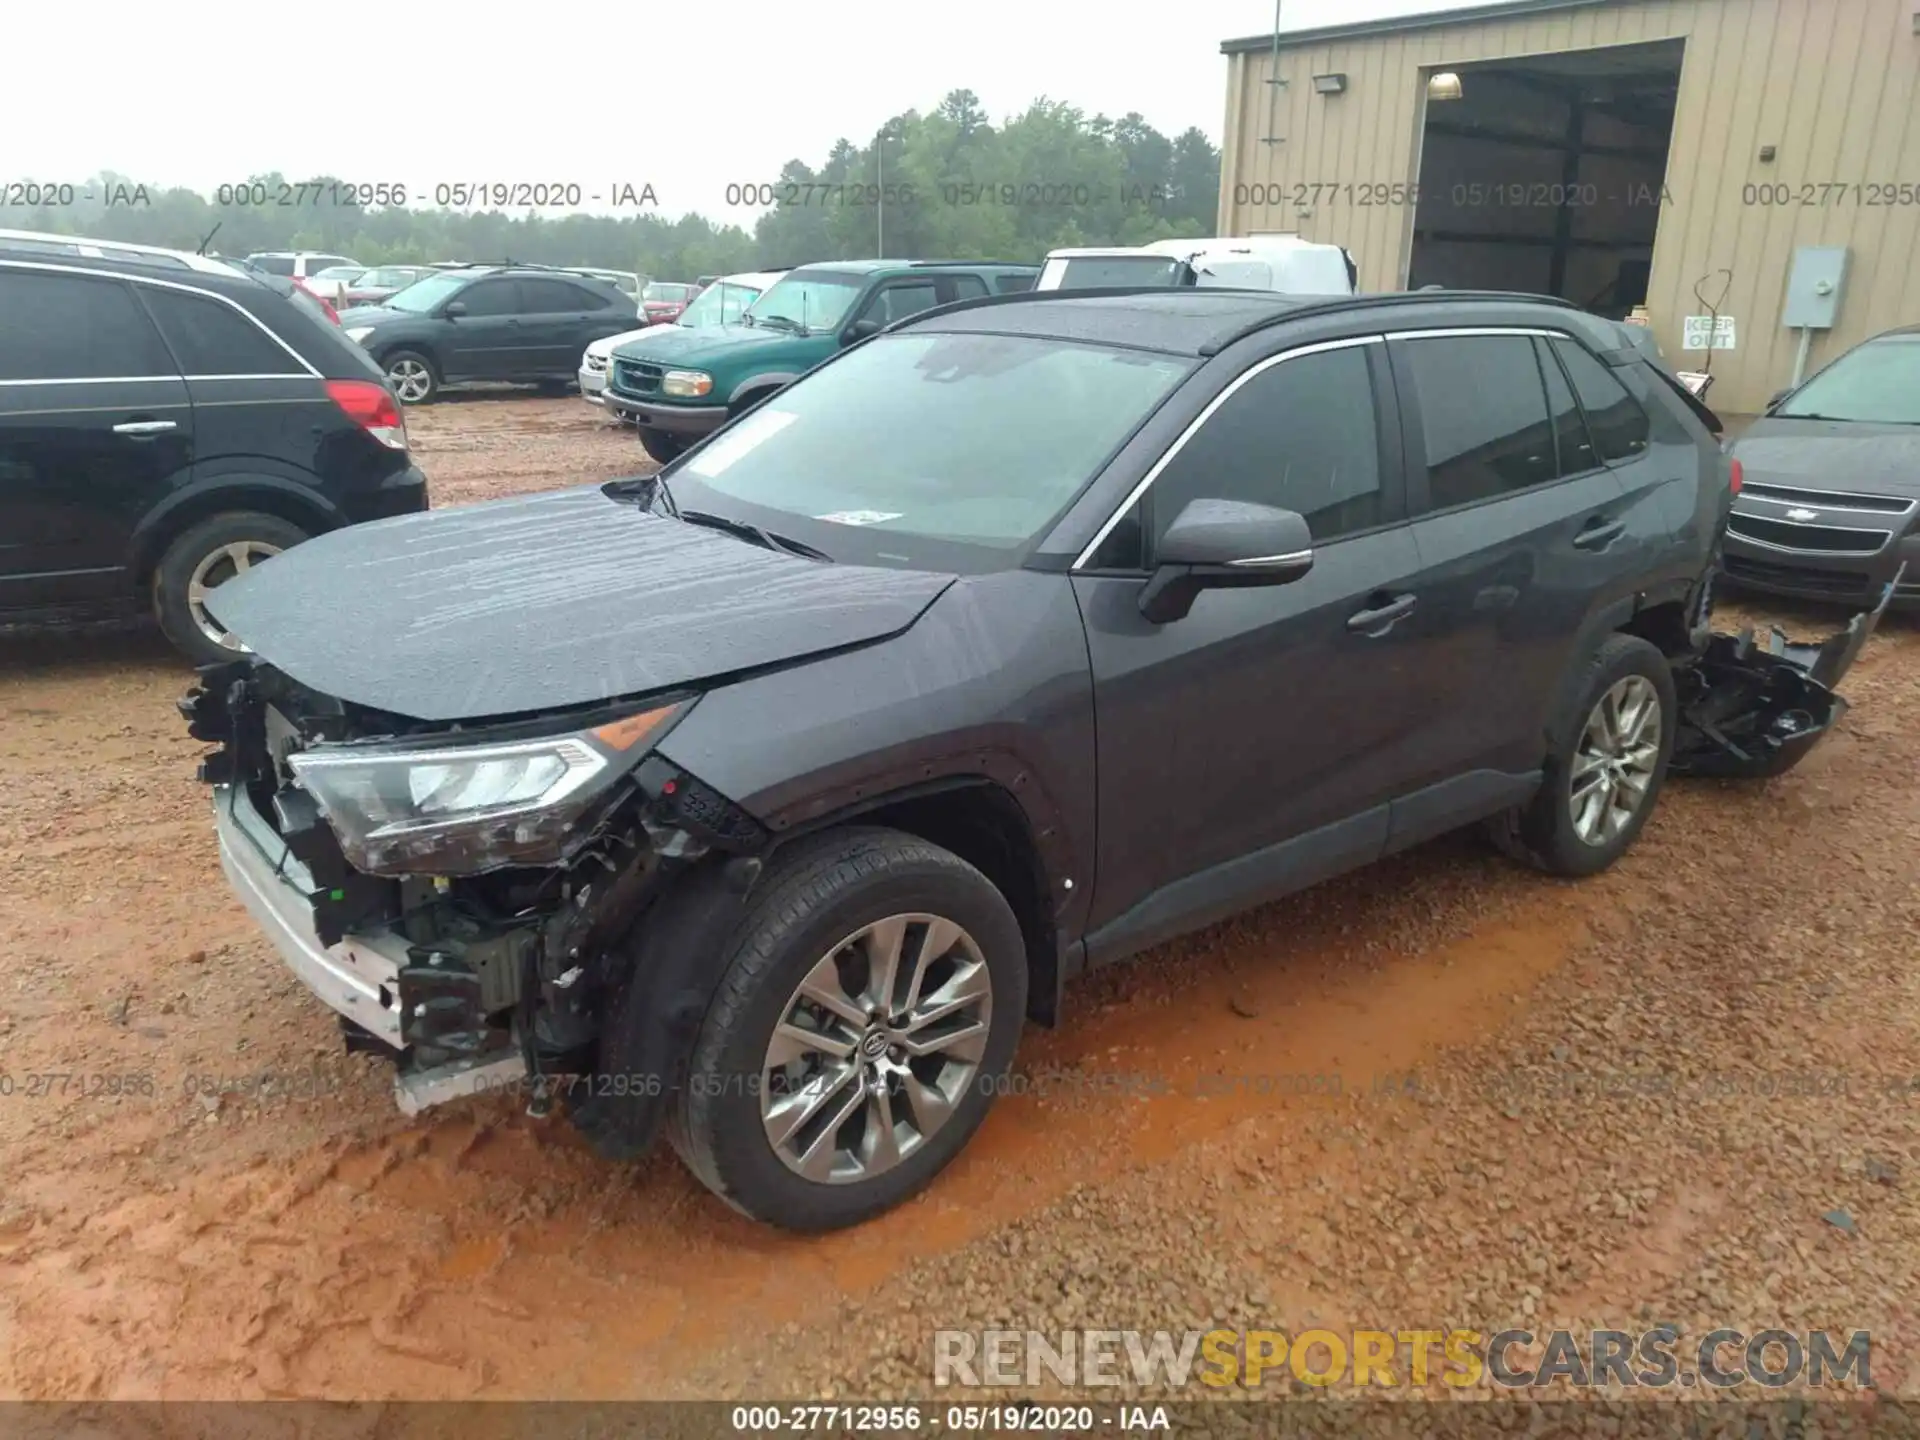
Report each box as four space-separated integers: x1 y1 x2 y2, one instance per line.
0 271 176 380
568 283 614 310
1151 345 1384 546
138 286 304 376
949 275 989 301
456 280 520 317
1552 338 1651 462
1773 337 1920 423
249 255 296 276
1086 499 1145 570
860 281 940 327
1535 337 1598 476
314 256 354 272
994 273 1036 294
519 278 593 312
1405 335 1557 508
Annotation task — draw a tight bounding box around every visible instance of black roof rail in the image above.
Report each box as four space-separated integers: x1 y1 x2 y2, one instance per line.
1198 287 1587 355
885 283 1593 354
905 258 1039 269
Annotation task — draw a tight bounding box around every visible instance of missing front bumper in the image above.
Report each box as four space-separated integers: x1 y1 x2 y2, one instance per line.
1670 566 1902 780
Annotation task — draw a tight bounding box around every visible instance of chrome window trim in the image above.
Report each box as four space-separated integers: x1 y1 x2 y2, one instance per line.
1384 326 1573 341
0 259 322 378
0 373 313 386
1070 335 1383 571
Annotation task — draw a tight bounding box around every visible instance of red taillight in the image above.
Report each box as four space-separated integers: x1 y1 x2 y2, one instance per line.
1728 457 1743 495
326 378 408 451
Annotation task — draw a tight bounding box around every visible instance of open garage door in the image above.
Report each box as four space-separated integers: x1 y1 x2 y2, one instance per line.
1409 39 1683 318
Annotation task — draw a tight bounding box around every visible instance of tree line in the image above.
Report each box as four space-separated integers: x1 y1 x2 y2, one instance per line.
4 91 1221 282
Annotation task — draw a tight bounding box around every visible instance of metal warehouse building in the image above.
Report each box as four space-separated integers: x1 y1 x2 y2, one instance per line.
1218 0 1920 414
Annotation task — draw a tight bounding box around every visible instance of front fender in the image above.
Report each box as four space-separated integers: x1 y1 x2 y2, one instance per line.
727 372 801 406
653 571 1099 943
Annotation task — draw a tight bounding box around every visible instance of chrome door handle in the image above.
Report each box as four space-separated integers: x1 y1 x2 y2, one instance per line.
1347 593 1417 633
113 420 177 436
1572 517 1627 551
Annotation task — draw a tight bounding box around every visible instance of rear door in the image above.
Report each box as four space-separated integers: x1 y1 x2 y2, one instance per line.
1074 336 1426 957
518 277 624 371
1386 328 1632 831
0 266 193 607
441 278 523 379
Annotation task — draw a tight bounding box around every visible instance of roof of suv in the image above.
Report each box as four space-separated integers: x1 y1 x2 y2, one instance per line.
0 227 243 277
791 258 1038 276
900 287 1619 359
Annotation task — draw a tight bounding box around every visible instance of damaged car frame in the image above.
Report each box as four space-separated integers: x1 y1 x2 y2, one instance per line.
181 288 1894 1232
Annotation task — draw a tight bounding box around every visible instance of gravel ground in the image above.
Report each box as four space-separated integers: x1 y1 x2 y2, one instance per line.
0 395 1914 1413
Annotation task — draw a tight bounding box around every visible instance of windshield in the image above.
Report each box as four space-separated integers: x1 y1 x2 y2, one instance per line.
1047 255 1184 290
1774 336 1920 423
743 273 864 334
664 331 1190 567
383 272 472 313
676 281 762 328
643 282 692 303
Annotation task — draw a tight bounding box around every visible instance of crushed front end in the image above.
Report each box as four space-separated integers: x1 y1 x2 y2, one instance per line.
1670 566 1902 779
179 660 767 1126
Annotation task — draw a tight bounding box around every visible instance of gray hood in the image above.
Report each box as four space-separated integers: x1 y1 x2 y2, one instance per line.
1731 417 1920 500
204 484 955 723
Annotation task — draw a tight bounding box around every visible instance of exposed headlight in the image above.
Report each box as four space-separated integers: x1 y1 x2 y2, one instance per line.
661 369 712 397
286 702 688 876
344 326 376 343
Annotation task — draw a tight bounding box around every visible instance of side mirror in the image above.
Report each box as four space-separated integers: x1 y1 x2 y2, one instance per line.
442 301 467 319
844 318 883 343
1138 498 1314 625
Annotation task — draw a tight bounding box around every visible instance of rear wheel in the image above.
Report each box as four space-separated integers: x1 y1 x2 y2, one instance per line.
667 828 1027 1231
382 349 438 404
1487 633 1677 877
152 511 310 665
636 427 686 464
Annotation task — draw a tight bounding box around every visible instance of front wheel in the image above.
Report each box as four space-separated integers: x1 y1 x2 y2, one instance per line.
1486 633 1677 877
666 828 1028 1231
381 349 439 405
636 426 686 464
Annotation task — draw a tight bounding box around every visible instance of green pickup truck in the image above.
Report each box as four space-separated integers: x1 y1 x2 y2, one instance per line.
604 259 1038 463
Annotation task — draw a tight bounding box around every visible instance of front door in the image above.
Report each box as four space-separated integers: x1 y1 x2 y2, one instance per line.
1072 336 1427 961
0 267 194 609
440 278 524 379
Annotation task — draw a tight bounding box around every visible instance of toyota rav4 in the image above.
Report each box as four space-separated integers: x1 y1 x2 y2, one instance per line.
181 288 1890 1232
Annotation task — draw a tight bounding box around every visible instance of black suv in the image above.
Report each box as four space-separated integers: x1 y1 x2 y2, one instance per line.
0 230 428 664
182 288 1882 1232
336 264 641 404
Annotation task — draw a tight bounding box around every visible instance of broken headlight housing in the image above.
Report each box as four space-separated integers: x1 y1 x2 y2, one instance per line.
286 703 687 877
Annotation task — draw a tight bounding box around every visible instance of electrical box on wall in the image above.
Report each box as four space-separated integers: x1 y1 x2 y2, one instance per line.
1782 246 1850 330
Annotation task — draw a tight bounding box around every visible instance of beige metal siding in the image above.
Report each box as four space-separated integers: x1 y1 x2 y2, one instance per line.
1220 0 1920 413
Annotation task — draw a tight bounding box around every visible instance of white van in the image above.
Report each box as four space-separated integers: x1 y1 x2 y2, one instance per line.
1035 235 1356 296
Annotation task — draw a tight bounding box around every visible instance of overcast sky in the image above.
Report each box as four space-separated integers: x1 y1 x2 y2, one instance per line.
4 0 1472 222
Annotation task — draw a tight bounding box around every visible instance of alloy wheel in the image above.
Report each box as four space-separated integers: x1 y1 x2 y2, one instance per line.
388 358 432 403
760 913 993 1185
1569 675 1662 846
187 540 283 651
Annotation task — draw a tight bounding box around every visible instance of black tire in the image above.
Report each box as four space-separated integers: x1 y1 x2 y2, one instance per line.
151 511 310 665
1486 633 1677 877
380 348 439 405
667 826 1028 1231
636 427 686 464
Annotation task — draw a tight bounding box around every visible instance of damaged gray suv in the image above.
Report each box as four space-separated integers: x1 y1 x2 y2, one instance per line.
181 288 1895 1231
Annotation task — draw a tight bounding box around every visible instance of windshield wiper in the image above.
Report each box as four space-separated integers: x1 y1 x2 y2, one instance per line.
753 314 802 334
678 509 830 562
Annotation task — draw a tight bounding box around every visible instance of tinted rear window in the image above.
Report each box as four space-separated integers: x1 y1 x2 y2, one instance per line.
0 269 176 379
139 286 306 376
247 254 297 276
1552 338 1651 462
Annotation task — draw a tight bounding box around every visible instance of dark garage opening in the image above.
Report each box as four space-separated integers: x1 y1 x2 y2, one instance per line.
1407 39 1683 318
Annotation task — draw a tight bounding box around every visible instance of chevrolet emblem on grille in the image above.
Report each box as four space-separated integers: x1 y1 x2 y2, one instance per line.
1785 508 1820 522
